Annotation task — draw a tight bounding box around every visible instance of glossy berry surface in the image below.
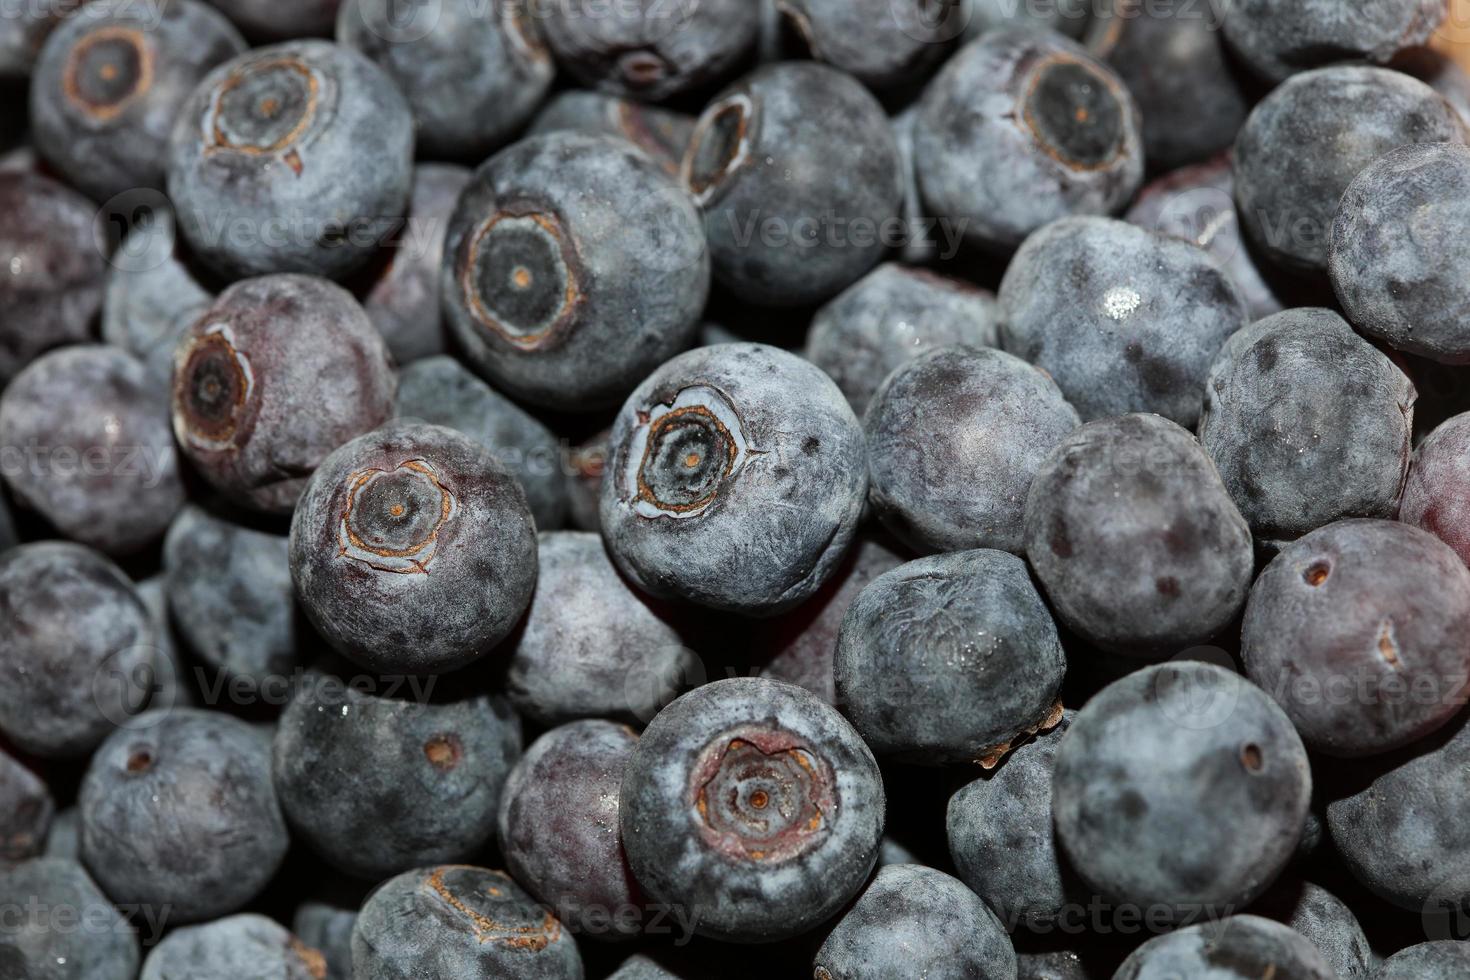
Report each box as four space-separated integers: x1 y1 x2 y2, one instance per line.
289 420 538 674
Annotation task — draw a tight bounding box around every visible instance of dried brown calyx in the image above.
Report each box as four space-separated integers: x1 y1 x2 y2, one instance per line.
337 459 457 575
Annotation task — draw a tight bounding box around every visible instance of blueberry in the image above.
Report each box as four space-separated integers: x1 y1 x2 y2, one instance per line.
0 857 139 980
1198 308 1415 549
395 355 568 530
1331 142 1470 364
1113 915 1334 979
1222 0 1444 84
1085 1 1250 171
1024 414 1254 656
101 204 215 387
505 531 694 727
337 0 553 160
294 898 357 980
963 0 1092 41
41 806 79 862
684 62 901 308
947 713 1083 931
0 344 185 554
167 39 414 281
289 420 538 675
528 91 695 177
621 677 883 943
812 864 1018 979
170 274 397 515
1401 411 1470 567
30 0 246 203
498 719 643 940
805 264 1000 418
915 29 1143 254
1242 519 1470 757
134 575 197 712
0 172 108 384
1124 156 1285 323
865 346 1080 555
835 549 1066 766
442 132 709 410
1371 941 1470 979
773 0 958 91
351 865 584 979
1233 65 1465 273
273 662 522 880
599 344 867 617
361 164 471 366
79 707 288 923
140 913 326 980
203 0 343 41
609 955 683 979
758 537 905 705
999 216 1247 427
1017 951 1095 980
1325 710 1470 910
565 428 610 533
1251 877 1376 979
538 0 758 102
1052 662 1311 919
0 542 156 758
0 747 52 865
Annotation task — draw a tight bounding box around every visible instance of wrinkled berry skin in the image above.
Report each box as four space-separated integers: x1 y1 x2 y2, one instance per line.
163 505 300 684
758 537 905 705
362 165 470 366
203 0 342 41
1024 414 1254 656
141 913 325 980
1125 156 1285 323
1243 520 1470 757
813 864 1018 979
539 0 757 103
774 0 957 91
443 132 709 410
0 344 185 554
1085 2 1249 172
167 40 414 281
0 858 140 980
915 29 1143 254
0 172 107 384
0 542 156 758
506 532 693 726
0 749 52 865
835 550 1066 766
1373 941 1470 979
529 91 695 177
805 264 1000 418
171 274 396 515
351 865 584 979
947 714 1081 931
30 1 246 203
620 677 884 944
338 0 553 160
1000 216 1247 427
1233 66 1465 273
498 719 642 940
1331 142 1470 364
1053 663 1311 920
1325 710 1470 910
865 346 1080 555
79 708 288 923
1402 411 1470 567
1114 915 1334 980
290 420 538 675
1252 878 1375 979
102 204 215 387
273 663 522 880
1222 0 1443 84
684 63 901 308
1199 308 1415 549
396 355 568 530
600 344 867 617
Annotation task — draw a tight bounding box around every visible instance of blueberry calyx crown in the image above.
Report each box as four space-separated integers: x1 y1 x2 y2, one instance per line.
1022 55 1128 171
63 26 152 122
623 384 755 520
684 93 754 208
206 56 324 163
460 208 583 351
424 866 562 950
175 323 254 453
337 459 457 575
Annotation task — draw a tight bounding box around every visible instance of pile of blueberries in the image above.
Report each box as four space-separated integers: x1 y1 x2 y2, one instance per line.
7 0 1470 977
